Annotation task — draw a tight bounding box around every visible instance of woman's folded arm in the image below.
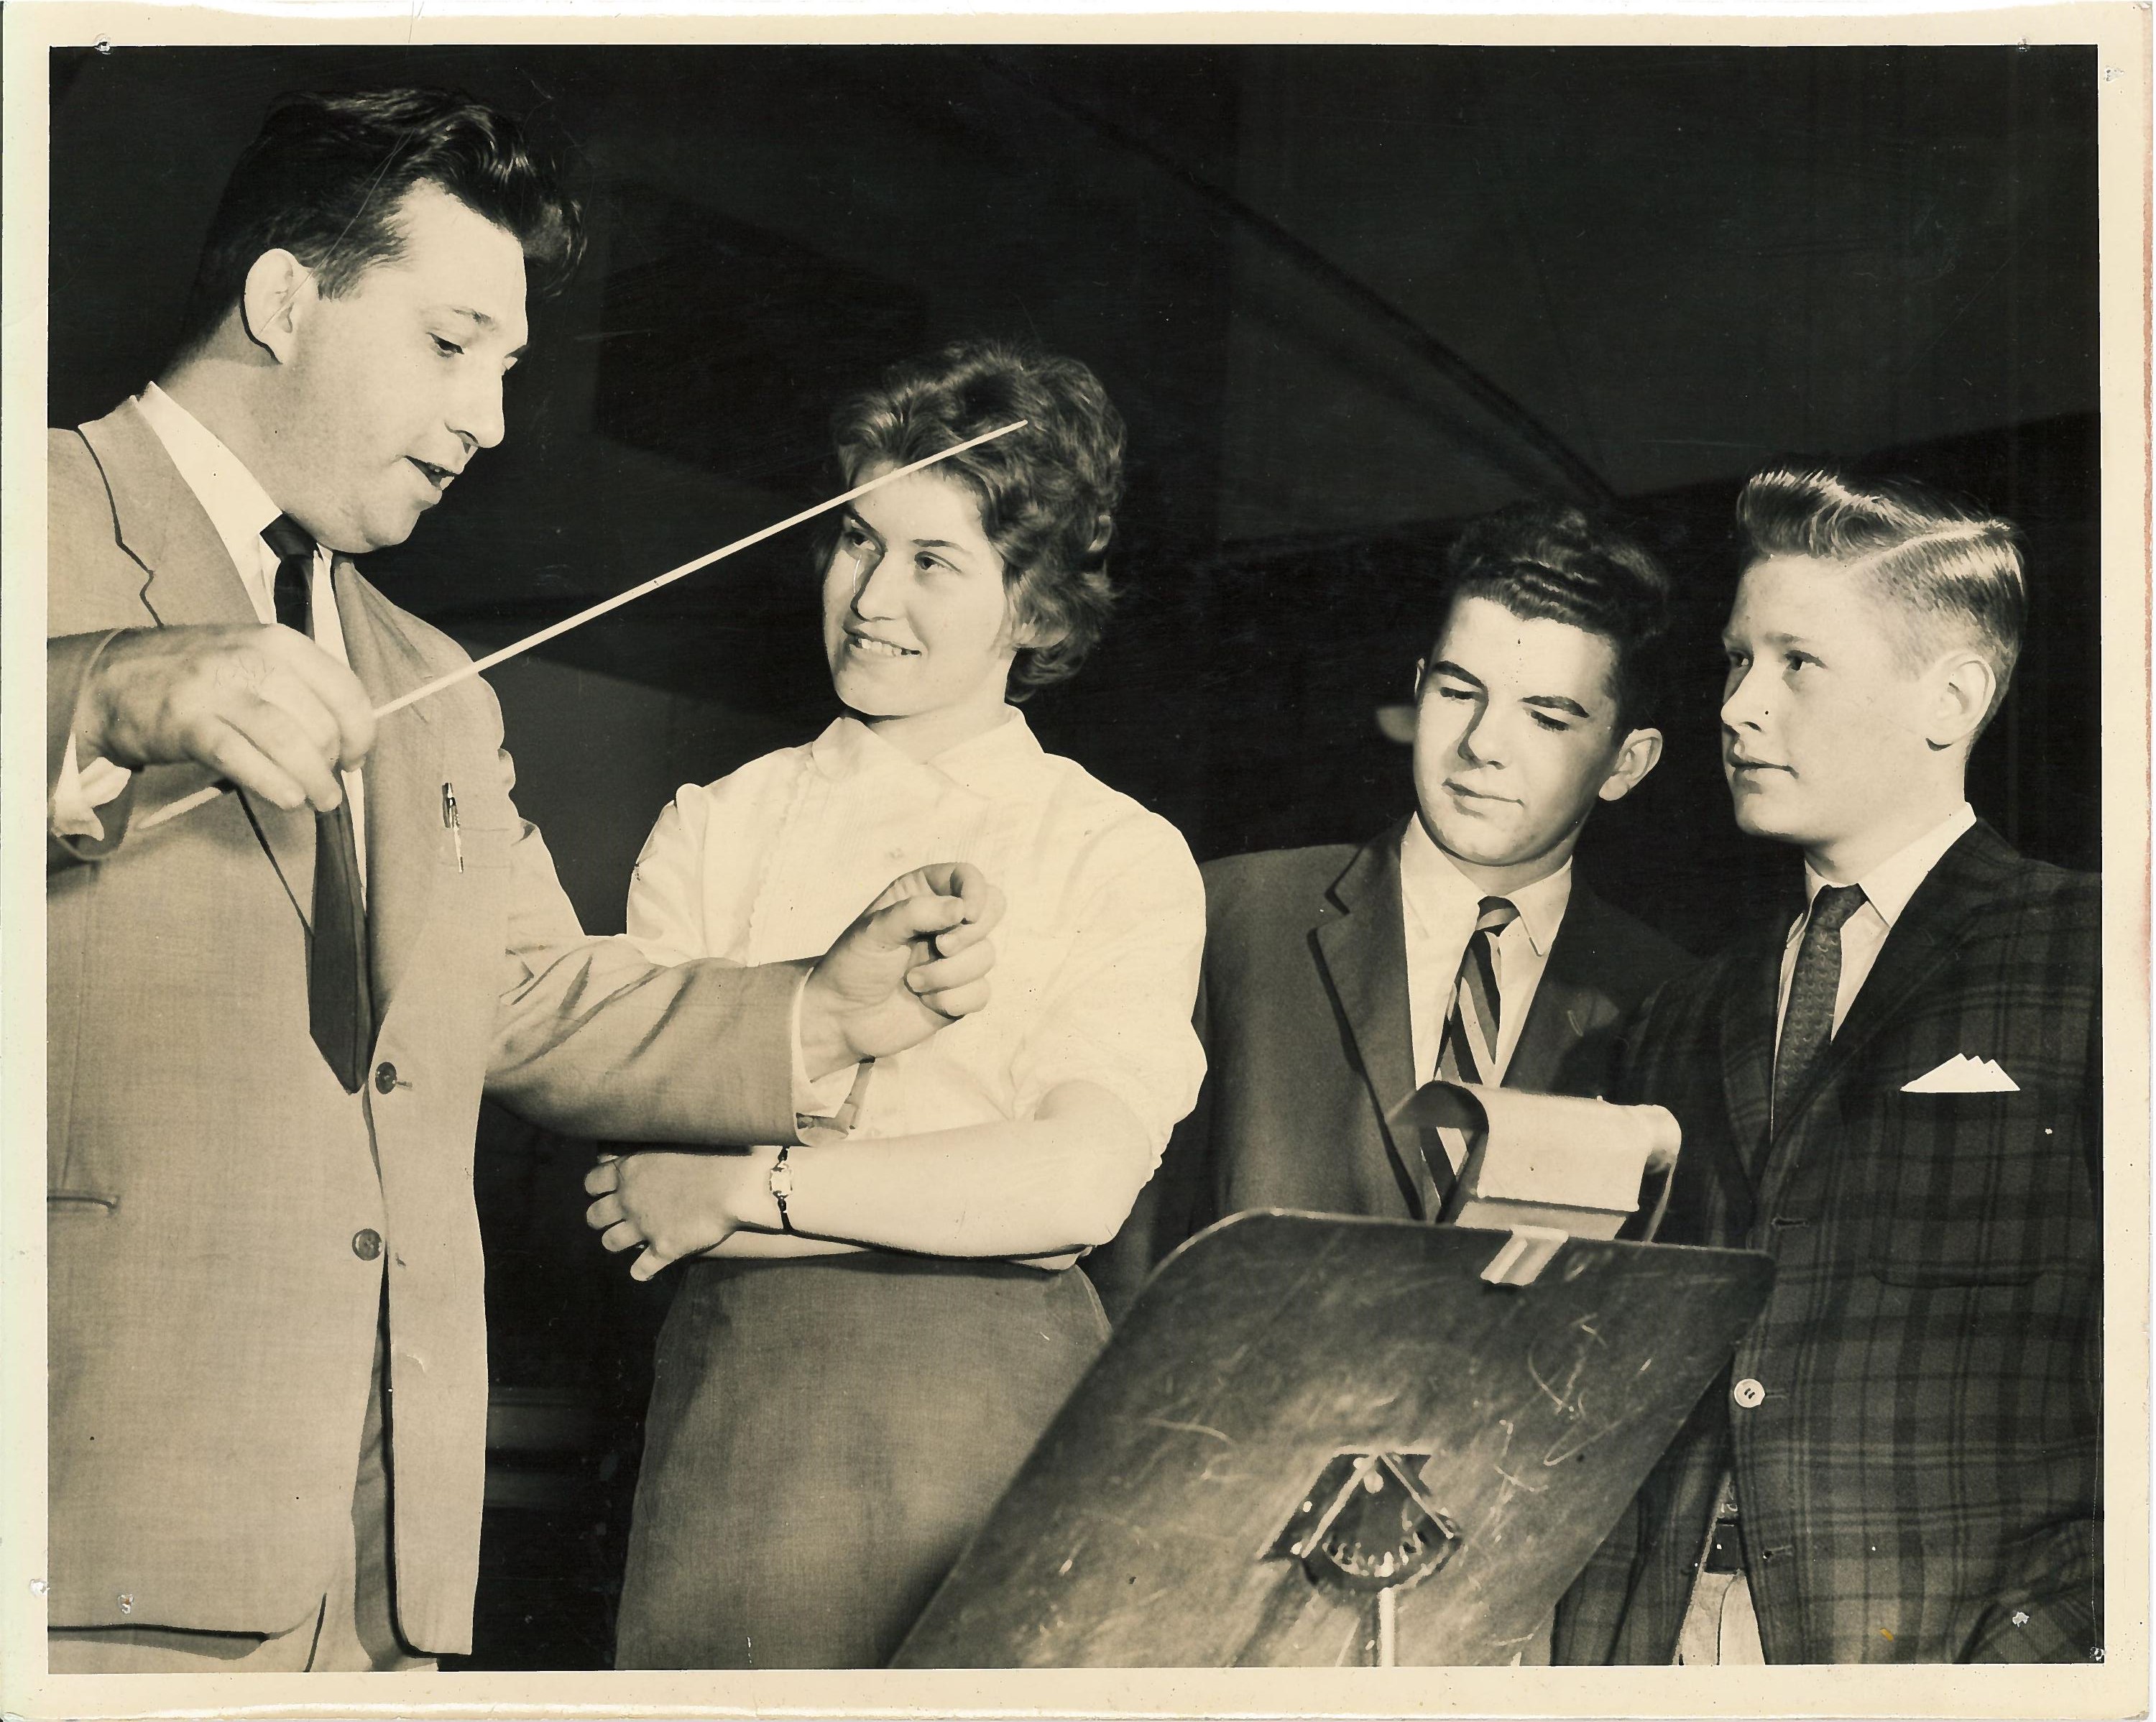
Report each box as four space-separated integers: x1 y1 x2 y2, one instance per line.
587 1079 1149 1278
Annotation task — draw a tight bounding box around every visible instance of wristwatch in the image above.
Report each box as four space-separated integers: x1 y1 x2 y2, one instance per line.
769 1145 797 1234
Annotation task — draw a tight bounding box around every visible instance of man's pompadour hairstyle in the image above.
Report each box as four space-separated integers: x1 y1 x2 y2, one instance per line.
1736 464 2026 727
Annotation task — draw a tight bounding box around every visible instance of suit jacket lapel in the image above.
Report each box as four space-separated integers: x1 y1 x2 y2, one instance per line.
1773 821 2004 1138
78 402 313 912
334 563 443 1020
1312 821 1423 1212
1718 918 1787 1208
78 402 256 630
1507 883 1608 1095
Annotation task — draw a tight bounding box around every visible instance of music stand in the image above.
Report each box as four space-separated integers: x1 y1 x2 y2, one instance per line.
893 1210 1772 1667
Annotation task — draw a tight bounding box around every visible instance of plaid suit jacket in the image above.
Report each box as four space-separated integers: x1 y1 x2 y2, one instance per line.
1554 821 2101 1665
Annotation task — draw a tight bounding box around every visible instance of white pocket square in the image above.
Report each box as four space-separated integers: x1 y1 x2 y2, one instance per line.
1902 1054 2020 1093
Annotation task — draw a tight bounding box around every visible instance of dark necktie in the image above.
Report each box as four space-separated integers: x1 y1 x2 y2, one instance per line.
263 514 374 1094
1417 895 1520 1219
1771 883 1869 1131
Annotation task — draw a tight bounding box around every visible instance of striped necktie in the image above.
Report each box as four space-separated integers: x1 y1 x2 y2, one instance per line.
264 513 374 1095
1417 895 1519 1218
1771 883 1868 1134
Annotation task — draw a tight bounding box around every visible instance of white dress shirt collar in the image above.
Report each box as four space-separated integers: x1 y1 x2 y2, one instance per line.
808 707 1044 802
1777 801 1976 1039
1398 813 1572 956
136 383 286 612
1802 801 1977 932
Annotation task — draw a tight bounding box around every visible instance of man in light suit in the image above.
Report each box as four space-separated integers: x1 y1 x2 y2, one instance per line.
46 89 1000 1673
1554 466 2100 1664
1100 502 1694 1313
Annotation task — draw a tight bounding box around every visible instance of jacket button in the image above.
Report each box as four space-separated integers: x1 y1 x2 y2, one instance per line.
352 1229 383 1261
374 1062 399 1095
1731 1377 1766 1409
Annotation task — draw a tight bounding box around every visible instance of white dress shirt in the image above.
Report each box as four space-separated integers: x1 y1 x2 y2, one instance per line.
627 709 1207 1180
1399 813 1572 1090
1775 801 1978 1039
52 385 366 883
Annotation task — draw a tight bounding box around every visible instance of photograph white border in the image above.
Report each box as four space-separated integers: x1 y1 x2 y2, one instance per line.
4 4 2147 1717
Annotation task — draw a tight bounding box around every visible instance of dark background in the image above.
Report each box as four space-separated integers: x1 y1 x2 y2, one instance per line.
50 44 2101 1667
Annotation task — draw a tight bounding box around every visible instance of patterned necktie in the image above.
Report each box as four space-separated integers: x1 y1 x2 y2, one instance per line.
1771 883 1868 1132
263 514 374 1095
1418 895 1520 1219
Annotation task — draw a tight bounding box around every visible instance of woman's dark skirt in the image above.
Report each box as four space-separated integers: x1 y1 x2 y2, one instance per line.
614 1251 1110 1669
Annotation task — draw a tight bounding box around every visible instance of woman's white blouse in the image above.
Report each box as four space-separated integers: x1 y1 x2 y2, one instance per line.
627 710 1207 1157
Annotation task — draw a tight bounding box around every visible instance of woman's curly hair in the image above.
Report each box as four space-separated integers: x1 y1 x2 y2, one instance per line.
830 339 1125 694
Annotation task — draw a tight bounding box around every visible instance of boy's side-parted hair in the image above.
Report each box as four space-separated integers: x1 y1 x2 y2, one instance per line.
831 339 1125 695
1442 499 1676 734
173 87 584 362
1736 464 2026 729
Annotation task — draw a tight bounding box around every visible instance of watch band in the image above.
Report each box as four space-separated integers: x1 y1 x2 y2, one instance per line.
769 1144 796 1234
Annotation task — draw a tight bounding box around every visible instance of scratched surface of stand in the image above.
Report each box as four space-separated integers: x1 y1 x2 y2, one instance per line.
893 1210 1774 1667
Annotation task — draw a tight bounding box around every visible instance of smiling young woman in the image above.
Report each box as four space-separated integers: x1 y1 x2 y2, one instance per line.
591 340 1205 1670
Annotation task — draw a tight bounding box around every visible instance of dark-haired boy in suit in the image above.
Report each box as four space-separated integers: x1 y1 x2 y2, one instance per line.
1554 467 2101 1665
1100 501 1692 1302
